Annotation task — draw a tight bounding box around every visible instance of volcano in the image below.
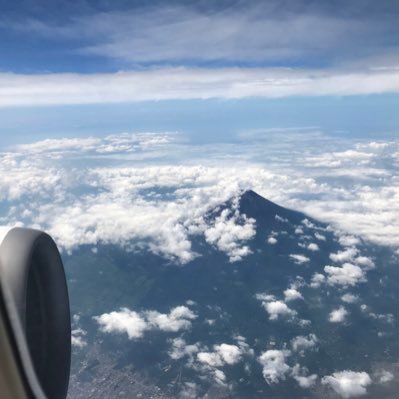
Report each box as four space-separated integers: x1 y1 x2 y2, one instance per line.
66 191 399 399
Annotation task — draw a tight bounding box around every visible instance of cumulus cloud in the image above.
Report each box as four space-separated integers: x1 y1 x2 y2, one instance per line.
315 232 326 241
71 328 87 348
197 344 243 367
145 306 197 332
95 308 148 339
255 293 276 302
310 273 325 288
307 243 319 251
213 369 227 386
256 289 303 321
376 370 394 384
284 288 303 302
341 293 359 303
338 235 361 247
168 338 200 361
291 364 317 388
263 300 297 320
329 307 348 323
258 350 291 384
95 305 196 339
188 338 254 386
291 334 318 354
322 371 372 398
204 208 256 262
354 256 375 270
258 346 319 388
267 236 277 245
324 263 366 287
289 254 310 265
330 248 359 263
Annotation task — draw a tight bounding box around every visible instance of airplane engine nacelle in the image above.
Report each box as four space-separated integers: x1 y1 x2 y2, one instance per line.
0 228 71 399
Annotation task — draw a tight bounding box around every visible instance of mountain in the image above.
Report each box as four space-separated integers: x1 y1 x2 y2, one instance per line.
65 191 399 399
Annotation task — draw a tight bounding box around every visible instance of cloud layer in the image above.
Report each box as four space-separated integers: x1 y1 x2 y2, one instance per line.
1 132 399 266
1 67 399 107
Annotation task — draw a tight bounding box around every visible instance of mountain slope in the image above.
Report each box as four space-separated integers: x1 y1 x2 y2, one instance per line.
66 190 399 399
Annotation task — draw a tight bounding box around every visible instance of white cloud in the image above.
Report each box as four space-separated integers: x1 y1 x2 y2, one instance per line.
324 263 366 287
289 254 310 265
255 293 276 302
310 273 325 288
298 319 311 327
315 232 326 241
95 305 196 339
196 341 250 385
169 337 253 389
302 219 316 229
145 306 197 332
263 300 297 320
18 5 393 63
258 350 291 384
291 334 318 354
368 312 394 324
329 307 348 323
376 370 394 384
71 328 87 348
186 337 254 386
168 338 199 360
330 248 358 263
2 133 399 267
0 151 266 264
1 66 399 107
307 243 319 251
322 371 372 398
294 373 317 388
179 382 199 399
14 133 175 155
267 236 277 245
360 304 368 313
213 369 227 386
204 208 256 262
338 235 361 247
214 343 243 365
275 214 288 223
234 335 255 357
284 288 303 302
95 308 148 339
354 256 375 270
291 364 317 388
341 293 359 304
197 344 243 368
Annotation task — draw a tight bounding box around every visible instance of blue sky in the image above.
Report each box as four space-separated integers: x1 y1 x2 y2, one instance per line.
0 0 399 144
1 96 399 146
2 0 399 72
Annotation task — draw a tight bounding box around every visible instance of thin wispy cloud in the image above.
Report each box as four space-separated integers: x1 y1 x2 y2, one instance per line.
4 1 399 68
1 67 399 107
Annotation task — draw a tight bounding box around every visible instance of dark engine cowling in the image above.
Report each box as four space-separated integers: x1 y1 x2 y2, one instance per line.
0 227 71 399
